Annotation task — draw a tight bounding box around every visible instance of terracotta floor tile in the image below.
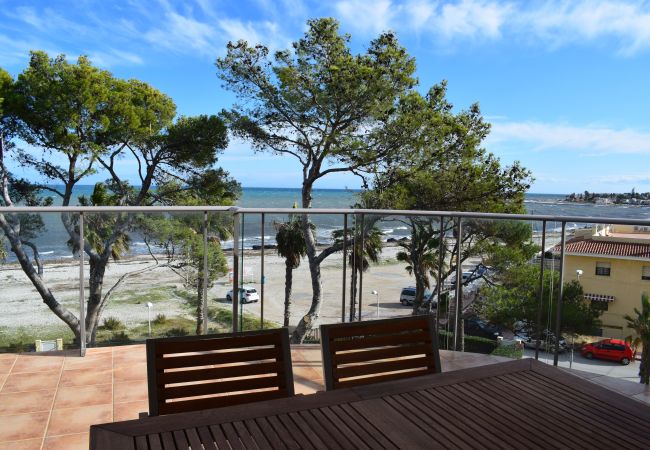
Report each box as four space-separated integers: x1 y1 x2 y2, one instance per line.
0 357 16 374
0 411 49 441
59 368 112 387
0 438 43 450
0 374 7 390
47 404 112 436
43 432 89 450
54 384 112 409
63 353 112 371
113 379 148 403
85 346 114 355
12 356 63 374
113 362 147 382
113 400 149 421
112 348 146 367
1 371 61 393
0 389 56 415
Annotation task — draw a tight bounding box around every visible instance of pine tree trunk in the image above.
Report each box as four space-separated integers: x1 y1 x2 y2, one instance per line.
284 261 292 327
641 346 650 385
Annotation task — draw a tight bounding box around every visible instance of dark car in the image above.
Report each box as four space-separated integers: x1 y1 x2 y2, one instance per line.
464 318 502 340
581 339 634 365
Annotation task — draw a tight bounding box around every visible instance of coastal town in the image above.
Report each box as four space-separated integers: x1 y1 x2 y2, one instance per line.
565 190 650 205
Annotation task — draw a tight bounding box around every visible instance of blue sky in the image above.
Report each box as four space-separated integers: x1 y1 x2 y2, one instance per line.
2 0 650 194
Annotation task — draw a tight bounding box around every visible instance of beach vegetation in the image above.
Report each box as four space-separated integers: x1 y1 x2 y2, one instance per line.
624 293 650 384
0 52 239 346
275 210 309 327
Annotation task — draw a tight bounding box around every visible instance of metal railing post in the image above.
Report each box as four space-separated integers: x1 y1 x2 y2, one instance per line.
435 216 444 337
232 213 240 333
260 213 265 330
341 214 347 323
535 220 547 360
453 218 463 352
202 211 209 335
358 213 365 322
240 214 245 332
553 221 567 366
79 212 86 356
349 214 356 322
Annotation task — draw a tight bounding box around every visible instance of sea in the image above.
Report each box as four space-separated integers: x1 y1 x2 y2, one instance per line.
3 187 650 261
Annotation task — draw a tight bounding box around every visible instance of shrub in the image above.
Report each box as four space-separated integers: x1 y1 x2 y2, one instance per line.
110 331 131 343
164 327 189 337
153 313 168 325
491 344 523 359
101 316 125 331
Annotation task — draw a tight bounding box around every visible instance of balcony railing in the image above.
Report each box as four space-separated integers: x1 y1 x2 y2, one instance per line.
1 205 647 366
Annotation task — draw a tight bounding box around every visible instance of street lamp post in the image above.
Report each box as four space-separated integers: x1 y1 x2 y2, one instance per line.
372 290 379 317
146 302 153 337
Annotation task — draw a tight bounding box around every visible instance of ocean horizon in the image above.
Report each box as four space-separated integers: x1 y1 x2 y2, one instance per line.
2 186 650 262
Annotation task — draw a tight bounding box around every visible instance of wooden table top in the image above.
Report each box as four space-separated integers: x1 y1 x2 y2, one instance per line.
90 358 650 449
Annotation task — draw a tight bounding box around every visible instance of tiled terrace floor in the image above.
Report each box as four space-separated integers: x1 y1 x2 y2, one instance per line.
0 345 648 449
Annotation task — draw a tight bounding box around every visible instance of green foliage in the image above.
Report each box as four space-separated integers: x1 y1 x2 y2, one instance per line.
491 344 523 359
276 215 308 269
164 327 189 337
100 316 125 331
480 266 603 337
332 224 384 272
624 293 650 384
153 313 168 325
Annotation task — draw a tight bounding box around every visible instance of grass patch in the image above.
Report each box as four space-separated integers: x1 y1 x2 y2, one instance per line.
491 344 523 359
209 305 279 332
112 286 185 305
0 325 76 352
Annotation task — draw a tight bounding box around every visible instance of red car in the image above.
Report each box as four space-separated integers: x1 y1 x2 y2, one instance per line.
581 339 634 365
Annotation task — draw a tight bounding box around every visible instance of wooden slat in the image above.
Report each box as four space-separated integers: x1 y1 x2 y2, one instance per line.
221 422 245 450
160 361 280 384
135 436 149 450
294 410 343 450
208 425 231 450
172 430 189 450
276 414 314 450
147 434 163 450
319 406 371 450
159 389 288 415
156 331 281 355
243 419 273 449
286 412 328 450
232 421 260 450
334 403 398 450
324 316 430 339
162 374 282 399
159 432 175 450
334 343 431 365
196 426 218 450
336 367 435 389
330 330 431 352
386 393 470 450
267 415 301 450
254 417 287 450
185 428 203 450
309 409 354 449
335 356 432 379
156 347 280 370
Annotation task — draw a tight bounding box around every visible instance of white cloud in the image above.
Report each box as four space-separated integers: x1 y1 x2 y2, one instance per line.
335 0 396 34
489 121 650 155
87 49 144 67
144 11 220 56
331 0 650 55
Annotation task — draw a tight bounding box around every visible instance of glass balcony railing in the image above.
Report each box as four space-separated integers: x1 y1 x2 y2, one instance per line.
0 205 646 370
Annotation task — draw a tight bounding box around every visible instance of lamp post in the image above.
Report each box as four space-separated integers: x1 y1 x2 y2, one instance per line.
372 290 379 317
146 302 153 337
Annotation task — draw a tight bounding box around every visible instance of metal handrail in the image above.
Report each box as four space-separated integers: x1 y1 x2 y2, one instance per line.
1 204 650 226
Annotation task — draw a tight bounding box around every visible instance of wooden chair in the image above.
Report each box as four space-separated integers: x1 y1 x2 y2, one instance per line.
146 328 294 416
320 315 441 391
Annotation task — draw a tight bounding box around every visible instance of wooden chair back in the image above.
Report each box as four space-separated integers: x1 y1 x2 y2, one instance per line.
146 328 294 416
320 315 441 390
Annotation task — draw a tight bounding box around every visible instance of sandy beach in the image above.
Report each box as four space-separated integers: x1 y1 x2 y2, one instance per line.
0 245 421 333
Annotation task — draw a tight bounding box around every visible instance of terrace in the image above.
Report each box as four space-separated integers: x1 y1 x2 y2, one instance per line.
0 206 649 448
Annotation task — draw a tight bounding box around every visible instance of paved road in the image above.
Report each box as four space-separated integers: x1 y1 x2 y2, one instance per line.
523 348 641 382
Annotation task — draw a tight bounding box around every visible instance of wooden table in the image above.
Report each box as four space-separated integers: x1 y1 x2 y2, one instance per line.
90 359 650 449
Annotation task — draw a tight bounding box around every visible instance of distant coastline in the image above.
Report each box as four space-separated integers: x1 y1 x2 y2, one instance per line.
564 191 650 206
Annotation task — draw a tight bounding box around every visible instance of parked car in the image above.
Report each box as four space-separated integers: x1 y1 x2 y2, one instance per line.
581 339 634 365
399 287 435 307
464 318 502 340
226 286 260 304
514 329 567 353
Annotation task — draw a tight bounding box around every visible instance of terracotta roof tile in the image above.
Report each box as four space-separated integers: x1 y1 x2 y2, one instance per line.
552 238 650 258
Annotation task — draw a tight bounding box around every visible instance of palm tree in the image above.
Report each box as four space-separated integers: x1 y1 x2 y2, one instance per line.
397 219 445 312
275 212 308 327
333 224 383 320
624 292 650 384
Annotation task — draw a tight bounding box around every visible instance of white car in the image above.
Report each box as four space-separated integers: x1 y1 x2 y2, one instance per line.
226 286 260 304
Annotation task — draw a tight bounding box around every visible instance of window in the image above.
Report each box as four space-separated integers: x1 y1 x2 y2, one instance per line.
591 300 608 311
595 262 611 276
643 267 650 281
